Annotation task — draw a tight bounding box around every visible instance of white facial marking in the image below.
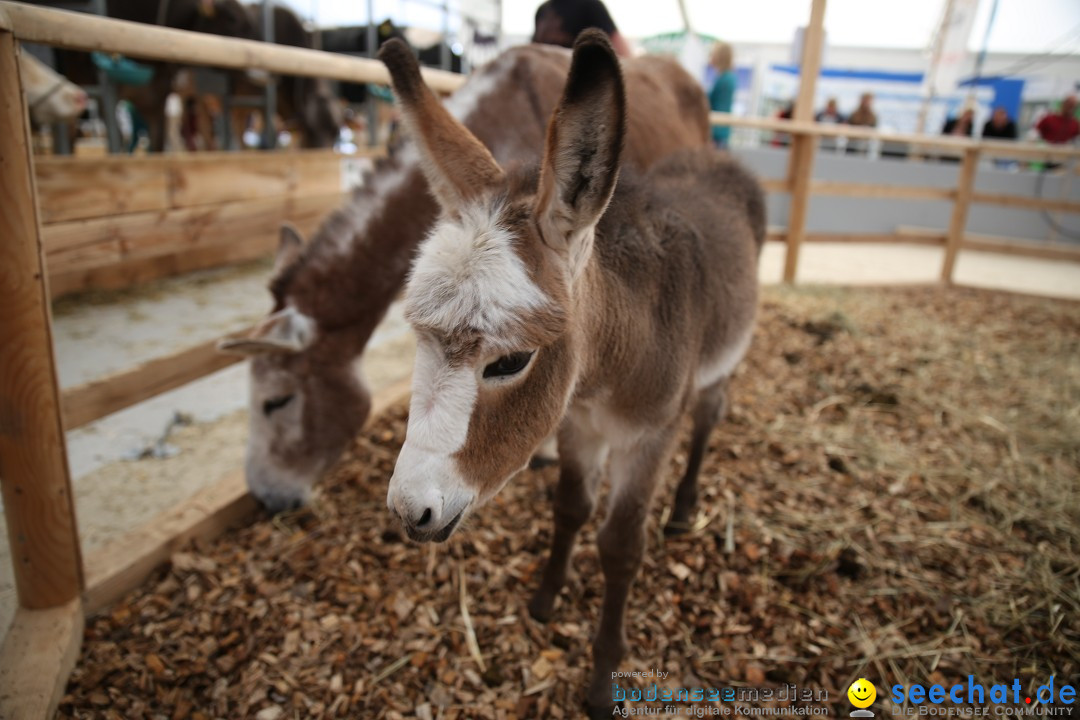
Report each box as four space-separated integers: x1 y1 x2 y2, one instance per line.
695 321 755 390
245 376 316 509
387 335 478 534
406 204 549 349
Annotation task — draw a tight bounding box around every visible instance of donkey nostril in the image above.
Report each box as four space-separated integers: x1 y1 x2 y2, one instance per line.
417 507 433 527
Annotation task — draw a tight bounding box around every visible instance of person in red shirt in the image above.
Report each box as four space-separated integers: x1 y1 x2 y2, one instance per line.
1036 95 1079 144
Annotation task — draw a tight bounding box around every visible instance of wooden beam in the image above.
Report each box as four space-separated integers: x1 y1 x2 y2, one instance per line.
941 148 980 283
42 192 344 276
48 231 276 299
82 471 256 615
970 191 1080 215
0 598 83 719
792 0 827 123
781 0 826 283
811 180 956 202
0 32 83 609
710 111 1080 160
61 329 252 430
82 374 414 615
961 236 1080 263
0 2 464 92
783 137 817 283
35 148 368 223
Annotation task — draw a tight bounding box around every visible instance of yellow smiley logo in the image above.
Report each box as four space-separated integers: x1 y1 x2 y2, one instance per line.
848 678 877 708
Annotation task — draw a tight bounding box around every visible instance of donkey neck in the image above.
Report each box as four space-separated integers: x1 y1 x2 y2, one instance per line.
281 146 436 353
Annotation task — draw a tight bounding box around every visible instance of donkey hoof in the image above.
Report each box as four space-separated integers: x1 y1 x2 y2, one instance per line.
663 519 691 536
586 701 617 720
527 591 556 623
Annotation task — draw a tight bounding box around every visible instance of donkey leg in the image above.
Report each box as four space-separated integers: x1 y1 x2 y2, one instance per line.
528 423 608 623
664 379 729 535
586 425 678 717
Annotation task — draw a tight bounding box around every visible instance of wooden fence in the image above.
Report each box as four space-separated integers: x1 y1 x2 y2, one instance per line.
710 112 1080 280
39 149 381 297
0 0 1079 716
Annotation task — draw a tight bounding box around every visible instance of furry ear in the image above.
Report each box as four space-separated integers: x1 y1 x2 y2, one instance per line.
535 30 626 279
217 306 316 355
273 223 305 279
378 38 503 212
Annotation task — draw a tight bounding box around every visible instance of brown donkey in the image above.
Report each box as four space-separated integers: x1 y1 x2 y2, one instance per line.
220 43 710 511
380 32 764 716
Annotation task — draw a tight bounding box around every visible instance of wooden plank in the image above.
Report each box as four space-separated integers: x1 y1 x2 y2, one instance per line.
760 178 789 194
961 236 1080 263
711 111 1080 160
781 0 825 283
0 2 465 93
783 136 817 283
35 156 170 223
82 374 415 615
61 330 252 430
792 0 827 123
43 192 344 277
0 598 83 719
48 232 278 298
82 471 256 615
35 148 364 222
767 231 947 246
941 148 980 283
168 151 343 208
970 191 1080 215
811 180 955 201
0 32 83 610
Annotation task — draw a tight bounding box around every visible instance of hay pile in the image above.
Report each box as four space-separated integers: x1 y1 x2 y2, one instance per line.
60 286 1079 719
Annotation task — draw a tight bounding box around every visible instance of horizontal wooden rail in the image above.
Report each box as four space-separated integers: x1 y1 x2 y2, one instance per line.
811 180 955 202
0 1 466 93
711 111 1080 161
971 191 1080 215
81 374 413 614
61 329 252 430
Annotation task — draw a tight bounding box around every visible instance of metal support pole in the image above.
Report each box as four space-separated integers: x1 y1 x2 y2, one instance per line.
261 0 276 150
365 0 378 147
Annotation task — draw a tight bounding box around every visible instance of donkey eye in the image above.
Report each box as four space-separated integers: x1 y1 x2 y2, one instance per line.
262 395 294 416
483 351 534 379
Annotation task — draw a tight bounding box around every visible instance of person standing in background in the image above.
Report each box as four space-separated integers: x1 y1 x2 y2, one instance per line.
982 107 1017 140
942 107 975 137
815 97 845 151
846 92 877 155
1035 95 1079 145
532 0 633 57
708 42 736 149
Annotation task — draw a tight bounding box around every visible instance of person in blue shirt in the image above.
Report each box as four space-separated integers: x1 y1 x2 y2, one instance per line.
709 42 736 148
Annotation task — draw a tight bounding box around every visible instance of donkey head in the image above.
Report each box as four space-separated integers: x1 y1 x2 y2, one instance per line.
380 31 626 542
219 225 371 512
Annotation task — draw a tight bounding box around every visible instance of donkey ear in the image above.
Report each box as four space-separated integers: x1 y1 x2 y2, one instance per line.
535 30 625 276
273 223 305 279
378 38 503 212
217 306 316 355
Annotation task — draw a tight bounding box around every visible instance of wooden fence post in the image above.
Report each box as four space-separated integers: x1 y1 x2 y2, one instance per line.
0 31 83 609
782 0 827 283
940 147 979 283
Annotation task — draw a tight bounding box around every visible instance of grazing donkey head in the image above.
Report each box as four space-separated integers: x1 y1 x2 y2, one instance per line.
219 224 371 511
380 32 625 541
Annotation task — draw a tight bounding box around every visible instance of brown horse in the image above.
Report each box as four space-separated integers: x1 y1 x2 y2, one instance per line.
220 43 712 512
